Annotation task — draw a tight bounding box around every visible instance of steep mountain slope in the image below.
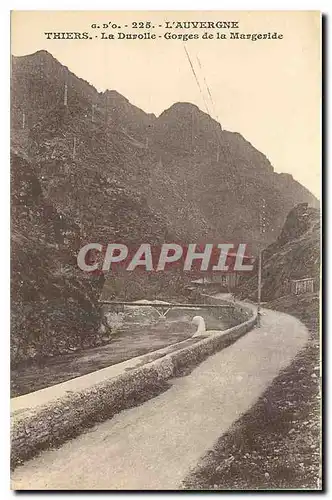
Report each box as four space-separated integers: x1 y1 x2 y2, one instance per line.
11 50 318 249
237 203 320 302
11 50 319 362
11 153 105 364
150 103 318 247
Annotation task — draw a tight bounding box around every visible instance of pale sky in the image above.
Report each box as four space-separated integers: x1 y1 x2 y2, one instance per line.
11 11 321 197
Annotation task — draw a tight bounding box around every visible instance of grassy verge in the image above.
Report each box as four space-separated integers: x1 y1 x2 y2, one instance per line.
182 293 321 490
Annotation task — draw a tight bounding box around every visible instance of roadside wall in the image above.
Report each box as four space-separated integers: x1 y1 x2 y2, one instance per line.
11 304 257 469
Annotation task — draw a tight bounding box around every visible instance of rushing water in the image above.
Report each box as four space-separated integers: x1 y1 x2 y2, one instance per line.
105 304 228 336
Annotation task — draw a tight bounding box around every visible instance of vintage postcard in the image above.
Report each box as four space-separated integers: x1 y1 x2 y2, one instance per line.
10 10 321 491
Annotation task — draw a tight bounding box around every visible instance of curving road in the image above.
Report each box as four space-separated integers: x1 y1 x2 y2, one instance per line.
12 307 308 490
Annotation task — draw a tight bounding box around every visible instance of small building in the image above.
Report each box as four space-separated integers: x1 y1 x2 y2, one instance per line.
190 251 256 292
290 277 314 295
191 271 244 291
191 273 237 289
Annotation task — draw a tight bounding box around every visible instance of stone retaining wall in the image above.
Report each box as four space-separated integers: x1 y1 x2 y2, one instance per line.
11 305 257 469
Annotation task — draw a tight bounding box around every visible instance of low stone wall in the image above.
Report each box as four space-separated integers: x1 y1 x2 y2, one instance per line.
11 306 257 469
203 294 253 323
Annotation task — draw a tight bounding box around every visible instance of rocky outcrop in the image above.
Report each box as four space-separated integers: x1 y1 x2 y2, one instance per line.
11 153 104 365
237 203 320 302
11 49 318 362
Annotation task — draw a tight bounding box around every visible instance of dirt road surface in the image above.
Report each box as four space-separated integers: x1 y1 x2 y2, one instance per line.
12 307 308 490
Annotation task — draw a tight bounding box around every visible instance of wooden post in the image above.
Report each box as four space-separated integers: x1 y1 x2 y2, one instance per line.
22 111 25 130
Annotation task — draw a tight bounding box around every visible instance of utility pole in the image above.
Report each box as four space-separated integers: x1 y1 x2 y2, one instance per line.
22 111 25 130
73 136 76 159
257 250 262 326
105 94 108 124
64 82 68 107
257 197 266 327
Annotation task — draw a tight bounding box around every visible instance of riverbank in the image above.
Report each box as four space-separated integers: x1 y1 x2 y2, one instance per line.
12 298 245 397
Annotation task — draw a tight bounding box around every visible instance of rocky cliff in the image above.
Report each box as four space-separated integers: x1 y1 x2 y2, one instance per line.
11 50 319 362
237 203 320 302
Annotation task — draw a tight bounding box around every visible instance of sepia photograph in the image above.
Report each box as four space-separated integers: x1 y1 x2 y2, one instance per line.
10 10 321 491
